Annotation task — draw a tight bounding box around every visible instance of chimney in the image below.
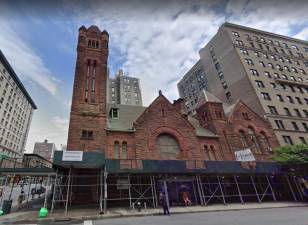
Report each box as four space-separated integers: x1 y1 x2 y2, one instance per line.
44 139 48 143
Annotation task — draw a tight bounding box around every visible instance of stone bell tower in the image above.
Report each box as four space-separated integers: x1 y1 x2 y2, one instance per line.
67 25 109 152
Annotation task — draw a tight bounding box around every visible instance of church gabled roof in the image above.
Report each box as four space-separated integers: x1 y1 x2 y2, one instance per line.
195 90 222 109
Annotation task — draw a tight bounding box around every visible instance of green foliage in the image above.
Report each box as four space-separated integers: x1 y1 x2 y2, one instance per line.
273 144 308 164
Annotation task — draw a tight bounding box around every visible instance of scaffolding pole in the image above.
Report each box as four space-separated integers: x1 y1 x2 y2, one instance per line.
152 176 158 208
100 168 103 213
234 175 244 204
150 175 155 208
65 168 72 214
198 175 205 206
217 176 226 205
266 175 276 201
43 175 51 208
196 175 204 206
293 176 304 201
51 170 58 213
128 174 132 209
285 175 297 201
103 166 107 213
250 175 261 203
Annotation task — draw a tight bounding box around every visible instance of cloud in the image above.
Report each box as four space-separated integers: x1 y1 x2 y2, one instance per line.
0 21 59 96
295 27 308 40
25 116 69 152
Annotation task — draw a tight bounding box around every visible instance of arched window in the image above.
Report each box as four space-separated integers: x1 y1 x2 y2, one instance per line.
239 130 248 147
122 141 127 159
114 141 119 158
260 132 271 152
156 134 180 159
248 127 261 153
96 41 99 48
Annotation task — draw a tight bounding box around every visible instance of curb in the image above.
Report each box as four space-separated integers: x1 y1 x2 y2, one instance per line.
2 204 308 224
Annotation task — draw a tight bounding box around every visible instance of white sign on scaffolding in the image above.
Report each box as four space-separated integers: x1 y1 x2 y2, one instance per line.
234 148 255 162
62 151 83 161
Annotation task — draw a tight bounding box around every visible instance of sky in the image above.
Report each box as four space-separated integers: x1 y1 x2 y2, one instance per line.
0 0 307 152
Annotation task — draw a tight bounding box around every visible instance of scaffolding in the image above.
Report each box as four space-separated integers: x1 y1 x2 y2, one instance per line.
48 169 307 214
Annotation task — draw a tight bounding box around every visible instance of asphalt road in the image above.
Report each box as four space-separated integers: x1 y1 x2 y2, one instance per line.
67 207 308 225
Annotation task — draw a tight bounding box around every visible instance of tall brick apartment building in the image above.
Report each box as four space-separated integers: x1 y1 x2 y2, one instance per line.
52 25 305 213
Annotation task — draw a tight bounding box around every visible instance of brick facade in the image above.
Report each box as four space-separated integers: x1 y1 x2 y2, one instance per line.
67 26 279 167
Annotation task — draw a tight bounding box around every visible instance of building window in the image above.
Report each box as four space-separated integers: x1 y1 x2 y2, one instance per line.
222 81 228 89
156 134 180 159
303 109 308 118
259 61 265 67
261 92 271 101
302 122 308 131
81 130 93 139
239 130 248 147
242 112 250 120
240 49 249 55
294 109 302 117
235 40 243 46
218 72 224 80
284 107 292 116
277 94 284 102
268 63 274 69
110 108 119 119
299 137 307 145
259 131 271 152
268 106 278 114
226 92 232 100
275 120 285 129
250 69 259 76
282 136 293 145
255 80 265 88
286 96 294 103
122 141 128 159
232 31 240 37
114 141 119 158
244 59 254 66
291 121 299 131
214 62 222 71
264 71 271 78
248 127 261 153
295 97 302 105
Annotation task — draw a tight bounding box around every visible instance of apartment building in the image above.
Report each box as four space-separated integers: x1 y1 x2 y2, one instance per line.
195 22 308 146
33 139 56 160
108 69 143 106
177 59 208 113
0 50 37 159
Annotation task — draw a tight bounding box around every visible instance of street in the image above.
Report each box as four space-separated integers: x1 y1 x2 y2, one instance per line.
0 184 45 208
68 207 308 225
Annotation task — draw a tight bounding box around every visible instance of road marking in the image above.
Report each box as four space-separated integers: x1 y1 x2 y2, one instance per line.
84 220 93 225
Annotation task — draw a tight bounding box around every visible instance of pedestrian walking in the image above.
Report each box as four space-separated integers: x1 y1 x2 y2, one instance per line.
31 188 35 199
18 190 25 210
159 192 170 215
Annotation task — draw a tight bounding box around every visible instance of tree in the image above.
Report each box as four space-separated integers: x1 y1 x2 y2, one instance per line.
273 144 308 164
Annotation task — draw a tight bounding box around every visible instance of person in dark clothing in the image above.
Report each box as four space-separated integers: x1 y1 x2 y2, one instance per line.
159 192 170 215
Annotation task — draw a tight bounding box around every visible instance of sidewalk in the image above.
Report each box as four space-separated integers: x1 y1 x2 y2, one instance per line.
0 202 307 224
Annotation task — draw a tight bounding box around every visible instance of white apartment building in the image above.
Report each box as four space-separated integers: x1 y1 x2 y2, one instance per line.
0 50 37 160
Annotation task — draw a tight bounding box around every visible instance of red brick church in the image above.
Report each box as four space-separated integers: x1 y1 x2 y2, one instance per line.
52 25 301 212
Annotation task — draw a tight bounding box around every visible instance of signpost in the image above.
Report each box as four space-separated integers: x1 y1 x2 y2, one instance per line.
234 148 255 162
62 151 83 161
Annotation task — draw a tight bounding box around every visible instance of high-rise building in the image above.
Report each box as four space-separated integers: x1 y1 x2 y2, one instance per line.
177 60 208 113
33 139 56 160
179 22 308 146
108 69 142 106
0 50 37 159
